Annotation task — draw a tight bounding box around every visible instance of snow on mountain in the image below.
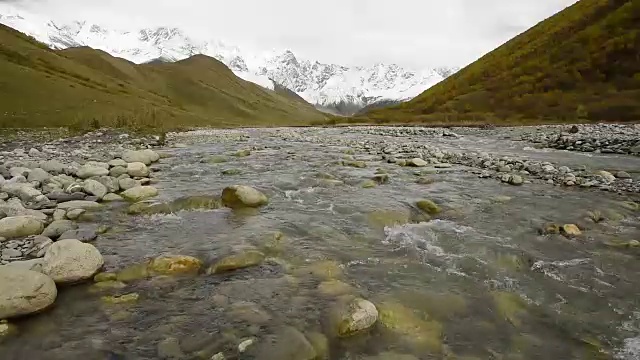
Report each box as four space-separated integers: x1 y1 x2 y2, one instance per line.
0 3 458 114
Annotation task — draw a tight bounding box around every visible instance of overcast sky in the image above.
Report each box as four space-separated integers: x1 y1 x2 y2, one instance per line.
6 0 578 68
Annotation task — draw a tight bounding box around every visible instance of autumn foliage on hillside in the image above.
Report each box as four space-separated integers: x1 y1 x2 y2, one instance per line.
362 0 640 124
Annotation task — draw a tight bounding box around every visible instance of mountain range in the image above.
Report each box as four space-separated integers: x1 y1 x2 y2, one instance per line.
0 3 458 115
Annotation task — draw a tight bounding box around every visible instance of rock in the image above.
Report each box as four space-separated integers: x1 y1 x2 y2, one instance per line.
598 171 616 183
118 178 138 190
0 216 44 239
121 186 159 202
334 297 379 337
76 165 109 179
27 168 51 183
102 193 123 202
108 159 127 167
82 179 108 199
42 239 104 284
343 160 367 168
208 250 265 274
122 150 158 165
157 337 185 359
101 293 140 305
148 255 202 275
509 175 524 185
361 180 377 188
560 224 582 237
9 167 30 178
65 208 86 220
233 149 251 158
58 228 98 242
1 258 44 272
433 163 452 169
221 185 268 208
52 209 66 221
95 176 120 193
127 162 150 177
1 183 43 202
407 158 428 167
245 326 317 360
46 191 86 202
208 155 227 164
416 200 441 215
221 168 241 176
41 220 78 239
238 338 255 353
56 200 102 210
372 173 389 184
89 280 127 292
0 267 57 318
109 166 128 177
377 301 443 351
40 160 66 174
616 171 631 179
317 279 354 297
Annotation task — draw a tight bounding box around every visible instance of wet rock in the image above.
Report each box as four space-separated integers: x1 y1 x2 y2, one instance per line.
616 171 631 179
598 170 616 183
56 200 102 211
94 272 117 282
233 149 251 158
372 173 389 184
333 297 379 337
42 239 104 284
229 301 271 324
58 228 98 242
343 160 367 168
127 162 150 177
121 186 159 202
149 255 202 275
208 155 228 164
491 291 527 327
116 262 152 282
560 224 582 237
101 293 140 305
0 267 57 319
41 220 78 239
318 279 354 297
0 216 44 239
208 250 265 274
245 326 317 360
89 280 127 292
221 168 241 176
2 183 43 202
361 180 377 188
416 199 441 215
221 185 268 208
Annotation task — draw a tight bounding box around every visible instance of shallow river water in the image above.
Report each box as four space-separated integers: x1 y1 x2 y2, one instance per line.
2 127 640 360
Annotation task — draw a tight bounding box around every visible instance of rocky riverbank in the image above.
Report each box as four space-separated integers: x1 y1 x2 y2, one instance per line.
0 130 167 320
170 125 640 193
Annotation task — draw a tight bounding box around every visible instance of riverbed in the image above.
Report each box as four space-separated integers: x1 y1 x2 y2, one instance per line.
1 126 640 360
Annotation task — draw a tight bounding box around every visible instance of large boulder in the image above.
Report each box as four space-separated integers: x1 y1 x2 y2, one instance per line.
76 165 109 179
127 162 150 177
121 186 159 202
0 267 57 319
0 216 44 239
83 179 108 199
221 185 268 209
42 239 104 284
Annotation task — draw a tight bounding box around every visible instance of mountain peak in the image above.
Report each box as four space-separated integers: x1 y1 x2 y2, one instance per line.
0 3 457 115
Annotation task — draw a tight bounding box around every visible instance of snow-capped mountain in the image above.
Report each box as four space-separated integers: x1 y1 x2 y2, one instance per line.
0 3 458 114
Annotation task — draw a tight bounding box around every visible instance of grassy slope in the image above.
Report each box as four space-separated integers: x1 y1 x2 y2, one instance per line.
0 24 327 130
359 0 640 125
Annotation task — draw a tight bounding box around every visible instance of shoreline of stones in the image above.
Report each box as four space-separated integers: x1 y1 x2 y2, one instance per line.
168 125 640 194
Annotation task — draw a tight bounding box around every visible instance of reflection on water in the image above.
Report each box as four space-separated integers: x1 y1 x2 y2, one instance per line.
1 128 639 359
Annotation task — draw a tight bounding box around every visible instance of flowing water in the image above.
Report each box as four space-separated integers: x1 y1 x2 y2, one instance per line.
1 127 640 360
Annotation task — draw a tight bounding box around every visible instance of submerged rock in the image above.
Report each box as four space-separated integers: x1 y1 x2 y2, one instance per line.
0 267 57 319
149 255 202 275
101 293 139 305
127 195 221 215
221 185 268 209
377 301 443 352
245 326 317 360
560 224 582 237
333 297 379 337
416 200 441 215
208 250 265 274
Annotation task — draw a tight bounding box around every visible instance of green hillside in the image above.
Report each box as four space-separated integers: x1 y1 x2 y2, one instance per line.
361 0 640 125
0 24 327 130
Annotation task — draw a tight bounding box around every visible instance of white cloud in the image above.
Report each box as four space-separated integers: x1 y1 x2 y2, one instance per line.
5 0 579 68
